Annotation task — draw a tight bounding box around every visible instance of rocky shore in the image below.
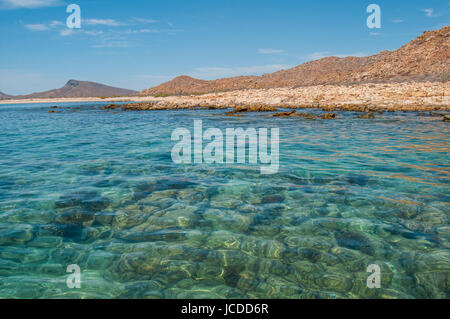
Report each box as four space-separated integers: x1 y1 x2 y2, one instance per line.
103 82 449 112
3 82 449 114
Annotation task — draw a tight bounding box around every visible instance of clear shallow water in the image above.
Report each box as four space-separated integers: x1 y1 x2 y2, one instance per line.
0 102 448 299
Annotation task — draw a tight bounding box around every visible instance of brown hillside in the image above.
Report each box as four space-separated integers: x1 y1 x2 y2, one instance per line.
15 80 138 99
142 26 449 96
0 91 13 100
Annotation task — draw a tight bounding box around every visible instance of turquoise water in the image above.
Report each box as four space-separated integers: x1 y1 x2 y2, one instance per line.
0 102 448 299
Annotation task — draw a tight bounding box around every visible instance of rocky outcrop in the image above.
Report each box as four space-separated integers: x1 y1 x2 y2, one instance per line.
123 82 449 112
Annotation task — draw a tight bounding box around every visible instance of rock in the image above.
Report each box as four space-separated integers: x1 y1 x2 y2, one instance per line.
0 225 35 245
103 104 122 110
234 105 278 112
28 236 63 248
44 222 84 239
56 209 96 225
234 105 249 112
55 191 111 212
321 113 338 119
223 264 245 288
443 115 450 122
357 112 375 119
225 111 242 117
272 110 295 117
260 195 285 204
335 231 375 256
311 273 354 292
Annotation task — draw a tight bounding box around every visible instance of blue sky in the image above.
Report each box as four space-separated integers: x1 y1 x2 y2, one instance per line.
0 0 448 95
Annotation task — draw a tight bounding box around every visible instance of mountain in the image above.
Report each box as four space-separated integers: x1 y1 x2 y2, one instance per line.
142 26 449 96
150 76 209 95
348 26 449 83
15 80 138 99
0 91 13 100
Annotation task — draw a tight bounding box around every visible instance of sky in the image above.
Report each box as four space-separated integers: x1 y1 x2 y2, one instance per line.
0 0 448 95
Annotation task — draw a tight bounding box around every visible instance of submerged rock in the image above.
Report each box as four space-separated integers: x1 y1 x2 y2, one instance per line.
223 264 245 288
260 194 285 204
55 191 110 212
335 231 375 256
102 104 122 110
272 110 295 117
56 209 96 225
311 273 354 293
118 228 188 242
357 112 375 119
45 222 84 239
133 178 197 200
225 111 243 117
321 113 338 119
298 248 322 263
0 225 35 245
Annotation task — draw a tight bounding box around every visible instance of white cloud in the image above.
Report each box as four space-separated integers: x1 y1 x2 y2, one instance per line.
423 8 434 17
24 23 48 31
24 20 63 31
83 17 158 27
392 19 404 23
422 8 442 17
191 64 289 79
84 19 121 26
0 0 62 9
258 48 284 54
132 17 158 24
59 29 74 36
83 30 104 36
121 29 160 34
304 51 368 61
23 21 109 37
91 41 130 48
49 20 64 27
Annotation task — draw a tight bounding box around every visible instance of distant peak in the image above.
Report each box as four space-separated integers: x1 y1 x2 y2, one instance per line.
66 80 80 87
174 75 196 80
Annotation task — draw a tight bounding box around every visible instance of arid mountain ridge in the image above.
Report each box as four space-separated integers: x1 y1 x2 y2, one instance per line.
0 80 138 100
1 26 448 100
143 26 449 96
0 91 12 99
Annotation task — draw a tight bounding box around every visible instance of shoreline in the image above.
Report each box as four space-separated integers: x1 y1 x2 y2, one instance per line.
1 82 449 112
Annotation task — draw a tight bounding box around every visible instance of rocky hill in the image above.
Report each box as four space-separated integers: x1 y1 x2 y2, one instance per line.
15 80 138 99
0 91 12 100
142 26 449 96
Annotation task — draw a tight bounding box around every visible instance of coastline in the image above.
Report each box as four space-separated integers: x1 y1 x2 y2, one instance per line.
1 82 448 112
